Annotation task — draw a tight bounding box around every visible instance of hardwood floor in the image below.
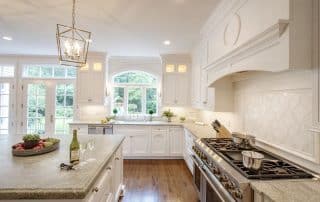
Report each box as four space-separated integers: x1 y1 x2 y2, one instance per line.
119 160 199 202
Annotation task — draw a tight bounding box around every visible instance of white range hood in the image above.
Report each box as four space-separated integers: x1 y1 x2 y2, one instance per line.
201 0 313 86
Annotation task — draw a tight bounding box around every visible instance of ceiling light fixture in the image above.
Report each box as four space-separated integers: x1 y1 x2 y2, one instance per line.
2 36 12 41
163 40 171 46
56 0 91 67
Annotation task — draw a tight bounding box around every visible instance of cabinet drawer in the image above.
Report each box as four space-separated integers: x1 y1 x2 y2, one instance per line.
86 162 113 202
151 126 168 133
70 125 88 134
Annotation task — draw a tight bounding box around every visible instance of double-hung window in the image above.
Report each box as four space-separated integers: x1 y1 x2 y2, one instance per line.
112 71 158 115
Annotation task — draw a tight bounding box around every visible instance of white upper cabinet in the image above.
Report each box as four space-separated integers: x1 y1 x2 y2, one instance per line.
161 54 191 107
198 0 314 84
76 52 107 105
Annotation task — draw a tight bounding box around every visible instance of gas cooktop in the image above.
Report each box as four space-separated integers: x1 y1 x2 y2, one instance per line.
201 138 314 180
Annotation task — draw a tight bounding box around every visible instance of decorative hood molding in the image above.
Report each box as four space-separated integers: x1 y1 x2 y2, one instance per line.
201 0 313 87
206 20 289 84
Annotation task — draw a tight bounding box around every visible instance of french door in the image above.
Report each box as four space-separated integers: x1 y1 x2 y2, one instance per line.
0 80 14 135
22 80 75 135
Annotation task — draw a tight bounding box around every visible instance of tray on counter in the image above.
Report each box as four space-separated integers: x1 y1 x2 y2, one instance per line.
12 139 60 157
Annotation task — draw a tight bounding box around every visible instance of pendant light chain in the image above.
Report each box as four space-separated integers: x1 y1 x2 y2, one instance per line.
72 0 76 29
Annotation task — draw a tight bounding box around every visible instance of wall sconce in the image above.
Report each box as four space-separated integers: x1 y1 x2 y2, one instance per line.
166 64 175 73
93 63 102 71
178 64 187 73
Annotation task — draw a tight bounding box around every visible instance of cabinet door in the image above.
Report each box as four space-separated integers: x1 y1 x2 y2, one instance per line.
151 128 169 156
191 51 202 107
162 74 176 105
200 69 208 106
175 75 189 106
131 131 150 156
122 136 131 156
77 66 105 105
169 127 183 156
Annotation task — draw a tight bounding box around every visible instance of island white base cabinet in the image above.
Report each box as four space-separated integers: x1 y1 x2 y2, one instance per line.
113 125 184 159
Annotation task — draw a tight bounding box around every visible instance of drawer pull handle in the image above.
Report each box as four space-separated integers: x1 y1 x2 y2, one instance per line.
106 166 112 170
92 187 99 192
115 157 120 160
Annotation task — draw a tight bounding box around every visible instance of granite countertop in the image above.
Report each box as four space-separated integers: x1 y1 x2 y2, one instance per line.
0 134 124 200
251 179 320 202
69 120 216 139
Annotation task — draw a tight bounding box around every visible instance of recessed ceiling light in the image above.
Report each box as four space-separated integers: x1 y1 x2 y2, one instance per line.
2 36 13 41
163 40 171 45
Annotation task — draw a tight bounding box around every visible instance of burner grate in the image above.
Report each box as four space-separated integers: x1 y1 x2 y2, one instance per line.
201 138 314 180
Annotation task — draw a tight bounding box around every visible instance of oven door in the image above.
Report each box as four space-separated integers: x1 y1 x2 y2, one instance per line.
191 155 202 198
191 154 236 202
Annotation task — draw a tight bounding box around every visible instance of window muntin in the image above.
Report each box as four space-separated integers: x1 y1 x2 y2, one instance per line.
23 65 76 79
112 71 158 115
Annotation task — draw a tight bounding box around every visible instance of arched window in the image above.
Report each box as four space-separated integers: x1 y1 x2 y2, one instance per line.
112 71 158 115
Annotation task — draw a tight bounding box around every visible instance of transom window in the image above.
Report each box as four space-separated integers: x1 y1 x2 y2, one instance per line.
0 65 14 77
23 65 76 79
112 71 158 115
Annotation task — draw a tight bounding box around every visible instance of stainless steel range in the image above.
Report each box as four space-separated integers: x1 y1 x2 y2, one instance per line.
191 138 314 202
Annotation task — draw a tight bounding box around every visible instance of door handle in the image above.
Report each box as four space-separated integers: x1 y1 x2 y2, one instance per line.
50 115 54 123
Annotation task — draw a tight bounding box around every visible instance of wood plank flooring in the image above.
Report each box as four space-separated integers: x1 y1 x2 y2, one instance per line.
119 160 199 202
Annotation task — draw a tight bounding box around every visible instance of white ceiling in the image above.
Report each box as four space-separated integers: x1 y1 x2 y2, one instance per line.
0 0 219 57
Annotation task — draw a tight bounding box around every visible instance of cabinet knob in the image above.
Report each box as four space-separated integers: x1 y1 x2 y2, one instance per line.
88 98 92 102
92 187 99 192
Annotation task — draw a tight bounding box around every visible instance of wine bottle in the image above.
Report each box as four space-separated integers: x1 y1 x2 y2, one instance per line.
70 130 80 165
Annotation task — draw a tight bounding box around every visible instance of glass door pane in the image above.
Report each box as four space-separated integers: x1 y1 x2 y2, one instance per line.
0 83 10 135
55 84 74 134
26 84 46 134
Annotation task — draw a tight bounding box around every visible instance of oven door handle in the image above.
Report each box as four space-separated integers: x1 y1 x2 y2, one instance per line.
190 154 203 168
201 164 237 202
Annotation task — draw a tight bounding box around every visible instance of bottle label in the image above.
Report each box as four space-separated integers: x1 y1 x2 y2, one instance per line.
70 150 80 162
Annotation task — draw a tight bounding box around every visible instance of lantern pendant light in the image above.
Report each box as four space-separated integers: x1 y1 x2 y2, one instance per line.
56 0 91 67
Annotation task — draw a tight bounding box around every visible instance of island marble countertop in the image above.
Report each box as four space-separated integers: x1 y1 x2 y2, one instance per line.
69 120 216 139
251 179 320 202
0 134 124 200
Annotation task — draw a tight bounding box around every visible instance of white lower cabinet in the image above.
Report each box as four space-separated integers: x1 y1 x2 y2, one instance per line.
69 124 88 135
169 127 183 156
113 125 184 158
183 128 195 174
113 145 123 201
151 127 169 156
130 131 150 156
85 145 123 202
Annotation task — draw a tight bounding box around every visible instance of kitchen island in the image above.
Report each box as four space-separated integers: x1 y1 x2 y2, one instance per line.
0 134 124 201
